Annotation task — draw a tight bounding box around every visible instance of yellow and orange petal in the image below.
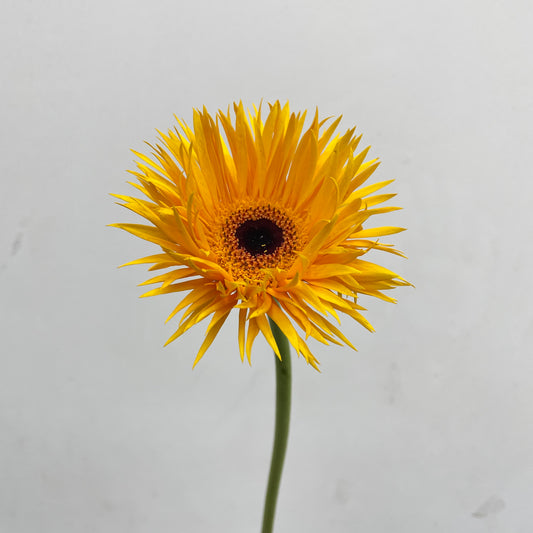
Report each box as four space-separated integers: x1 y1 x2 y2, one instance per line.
112 101 409 369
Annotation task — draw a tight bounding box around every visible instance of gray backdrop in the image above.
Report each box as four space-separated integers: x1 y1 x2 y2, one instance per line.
2 0 532 531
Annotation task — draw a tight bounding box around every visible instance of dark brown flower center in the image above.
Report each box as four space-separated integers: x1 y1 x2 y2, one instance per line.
211 202 306 283
235 218 284 256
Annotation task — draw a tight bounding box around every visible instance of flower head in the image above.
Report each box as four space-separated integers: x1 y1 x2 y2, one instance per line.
113 102 408 369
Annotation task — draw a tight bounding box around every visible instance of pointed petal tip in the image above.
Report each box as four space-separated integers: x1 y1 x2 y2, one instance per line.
308 358 321 372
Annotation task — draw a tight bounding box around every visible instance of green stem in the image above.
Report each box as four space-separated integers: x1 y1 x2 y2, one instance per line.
261 318 292 533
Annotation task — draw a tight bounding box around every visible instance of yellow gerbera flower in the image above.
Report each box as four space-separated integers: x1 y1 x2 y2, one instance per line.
113 102 408 369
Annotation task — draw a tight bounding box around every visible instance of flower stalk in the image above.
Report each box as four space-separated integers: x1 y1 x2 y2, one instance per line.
261 318 292 533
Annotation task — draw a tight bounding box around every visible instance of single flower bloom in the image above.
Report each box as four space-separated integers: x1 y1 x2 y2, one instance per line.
112 102 408 369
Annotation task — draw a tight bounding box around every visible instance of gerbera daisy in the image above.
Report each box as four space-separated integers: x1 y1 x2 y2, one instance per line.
112 101 408 369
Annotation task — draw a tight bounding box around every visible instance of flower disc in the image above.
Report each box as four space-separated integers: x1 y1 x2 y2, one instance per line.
213 202 304 283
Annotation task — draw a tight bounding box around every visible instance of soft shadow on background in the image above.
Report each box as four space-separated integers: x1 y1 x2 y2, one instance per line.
1 0 532 532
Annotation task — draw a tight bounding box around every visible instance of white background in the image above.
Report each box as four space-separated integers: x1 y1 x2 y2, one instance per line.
1 0 532 532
